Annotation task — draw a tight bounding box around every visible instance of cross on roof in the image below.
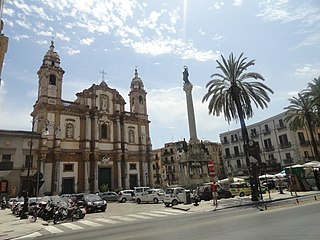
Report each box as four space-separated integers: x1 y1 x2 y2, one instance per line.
100 70 107 82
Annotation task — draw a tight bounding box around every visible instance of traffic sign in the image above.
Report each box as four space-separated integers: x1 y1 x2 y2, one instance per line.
33 172 43 181
208 161 214 169
209 171 216 178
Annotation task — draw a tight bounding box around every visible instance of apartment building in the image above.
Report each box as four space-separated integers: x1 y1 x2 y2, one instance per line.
152 140 222 187
220 112 319 177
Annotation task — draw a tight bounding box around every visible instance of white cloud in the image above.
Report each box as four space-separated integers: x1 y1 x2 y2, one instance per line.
233 0 243 7
294 64 320 79
12 34 29 41
257 1 319 23
80 37 95 46
297 33 320 48
15 19 32 29
67 48 80 55
56 32 70 42
213 1 224 10
37 31 52 37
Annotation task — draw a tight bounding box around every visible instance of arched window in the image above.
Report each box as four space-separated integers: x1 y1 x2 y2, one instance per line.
101 124 108 139
66 123 74 139
139 95 143 104
49 74 56 85
129 130 135 143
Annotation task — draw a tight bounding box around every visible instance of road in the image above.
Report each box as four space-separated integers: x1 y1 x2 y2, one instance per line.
31 202 319 240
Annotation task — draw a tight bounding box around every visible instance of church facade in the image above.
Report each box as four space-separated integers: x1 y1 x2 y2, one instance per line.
1 42 153 197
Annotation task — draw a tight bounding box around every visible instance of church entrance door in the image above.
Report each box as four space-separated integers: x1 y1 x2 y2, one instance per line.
61 178 75 194
98 167 112 191
129 174 138 189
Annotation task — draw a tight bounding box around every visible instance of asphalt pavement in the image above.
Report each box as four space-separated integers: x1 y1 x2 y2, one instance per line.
0 190 319 240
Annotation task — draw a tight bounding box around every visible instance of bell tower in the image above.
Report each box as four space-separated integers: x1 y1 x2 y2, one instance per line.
36 41 65 105
129 68 147 115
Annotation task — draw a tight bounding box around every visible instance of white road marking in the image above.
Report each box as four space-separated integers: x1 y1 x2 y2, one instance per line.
45 226 64 233
14 232 42 239
165 209 192 214
126 214 153 219
95 218 121 224
150 210 180 215
109 216 138 222
138 212 167 217
79 220 103 227
61 222 84 230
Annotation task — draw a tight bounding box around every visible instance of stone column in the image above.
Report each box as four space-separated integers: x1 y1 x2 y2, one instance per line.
117 160 122 188
116 119 121 141
94 160 99 192
55 161 61 195
85 114 91 141
183 82 198 143
84 160 90 193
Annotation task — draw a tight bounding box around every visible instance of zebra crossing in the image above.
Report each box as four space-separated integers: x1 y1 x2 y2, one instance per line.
16 209 192 239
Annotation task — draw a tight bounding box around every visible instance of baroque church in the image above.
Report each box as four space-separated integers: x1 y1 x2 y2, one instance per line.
0 41 153 196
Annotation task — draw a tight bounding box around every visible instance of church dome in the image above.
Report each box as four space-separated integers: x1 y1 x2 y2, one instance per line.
130 68 144 90
42 40 61 67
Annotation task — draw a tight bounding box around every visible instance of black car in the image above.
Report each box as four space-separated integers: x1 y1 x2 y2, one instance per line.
82 194 107 213
197 184 232 201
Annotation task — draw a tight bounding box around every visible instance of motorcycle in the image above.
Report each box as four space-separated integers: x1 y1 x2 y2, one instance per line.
1 198 6 210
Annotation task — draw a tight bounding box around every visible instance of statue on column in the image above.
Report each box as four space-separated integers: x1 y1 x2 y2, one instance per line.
183 66 190 83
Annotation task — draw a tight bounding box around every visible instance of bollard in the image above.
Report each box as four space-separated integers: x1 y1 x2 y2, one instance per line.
315 196 317 201
296 199 299 204
264 203 268 210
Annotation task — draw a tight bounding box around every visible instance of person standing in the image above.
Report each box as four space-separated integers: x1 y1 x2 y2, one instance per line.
211 182 218 206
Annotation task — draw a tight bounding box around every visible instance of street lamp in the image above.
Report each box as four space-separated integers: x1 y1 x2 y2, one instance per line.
26 117 50 197
21 117 50 219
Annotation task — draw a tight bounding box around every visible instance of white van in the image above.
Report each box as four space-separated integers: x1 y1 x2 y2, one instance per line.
132 187 150 201
163 187 186 206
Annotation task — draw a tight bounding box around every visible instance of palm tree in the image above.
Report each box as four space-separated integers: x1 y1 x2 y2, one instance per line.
202 52 274 161
306 76 320 120
284 92 320 161
202 53 273 200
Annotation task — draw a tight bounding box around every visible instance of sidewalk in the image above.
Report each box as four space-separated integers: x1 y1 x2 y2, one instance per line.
1 190 319 240
0 210 44 240
174 190 320 212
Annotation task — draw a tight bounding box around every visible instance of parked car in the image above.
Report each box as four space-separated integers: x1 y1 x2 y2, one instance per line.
135 189 165 204
81 194 107 213
197 184 232 201
98 191 118 202
118 190 134 203
229 182 251 197
133 187 150 201
163 187 187 207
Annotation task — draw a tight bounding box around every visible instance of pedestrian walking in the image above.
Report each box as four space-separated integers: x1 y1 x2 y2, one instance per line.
211 182 218 206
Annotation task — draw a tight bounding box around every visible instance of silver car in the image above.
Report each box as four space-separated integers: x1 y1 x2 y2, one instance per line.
118 190 134 203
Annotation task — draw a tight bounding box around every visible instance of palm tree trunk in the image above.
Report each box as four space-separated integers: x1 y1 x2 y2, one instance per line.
306 117 320 161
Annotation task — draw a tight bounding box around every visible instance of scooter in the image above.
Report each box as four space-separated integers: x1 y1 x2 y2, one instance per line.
1 198 6 210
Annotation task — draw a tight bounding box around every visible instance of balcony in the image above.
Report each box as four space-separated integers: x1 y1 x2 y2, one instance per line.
264 146 275 152
222 140 229 145
283 158 294 164
280 142 291 149
233 152 246 157
250 133 259 138
299 140 310 146
276 124 287 130
262 129 271 135
223 155 232 159
0 162 13 171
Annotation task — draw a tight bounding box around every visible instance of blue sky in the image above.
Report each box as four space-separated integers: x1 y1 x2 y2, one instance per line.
0 0 319 149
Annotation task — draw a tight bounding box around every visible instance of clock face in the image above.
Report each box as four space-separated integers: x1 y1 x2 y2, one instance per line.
249 140 254 147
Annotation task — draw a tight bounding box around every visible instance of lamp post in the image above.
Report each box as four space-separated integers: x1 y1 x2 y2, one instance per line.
20 117 50 219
